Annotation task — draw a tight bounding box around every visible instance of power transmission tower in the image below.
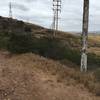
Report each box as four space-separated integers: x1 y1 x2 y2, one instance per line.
8 1 13 34
81 0 89 72
9 2 12 18
52 0 61 37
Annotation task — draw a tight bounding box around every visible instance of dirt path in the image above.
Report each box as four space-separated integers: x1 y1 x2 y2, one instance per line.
0 51 99 100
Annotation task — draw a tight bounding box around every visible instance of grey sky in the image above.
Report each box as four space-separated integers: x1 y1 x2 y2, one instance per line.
0 0 100 32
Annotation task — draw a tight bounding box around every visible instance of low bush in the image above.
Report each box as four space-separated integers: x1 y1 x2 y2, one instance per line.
7 33 33 53
94 69 100 82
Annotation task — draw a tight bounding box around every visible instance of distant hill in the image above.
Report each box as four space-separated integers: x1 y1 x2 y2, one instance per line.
89 32 100 35
0 16 45 34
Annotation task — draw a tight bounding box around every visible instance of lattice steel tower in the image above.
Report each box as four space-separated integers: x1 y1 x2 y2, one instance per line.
9 2 12 18
52 0 61 36
81 0 89 72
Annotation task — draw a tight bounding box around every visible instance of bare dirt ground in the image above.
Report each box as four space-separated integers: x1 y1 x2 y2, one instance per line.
0 51 99 100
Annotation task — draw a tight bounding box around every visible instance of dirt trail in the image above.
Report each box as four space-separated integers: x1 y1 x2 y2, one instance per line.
0 51 99 100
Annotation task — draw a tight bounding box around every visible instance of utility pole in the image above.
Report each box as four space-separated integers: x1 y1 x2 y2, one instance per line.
81 0 89 72
52 0 61 37
9 2 12 18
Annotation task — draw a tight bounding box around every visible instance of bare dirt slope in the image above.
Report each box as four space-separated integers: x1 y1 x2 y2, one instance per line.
0 51 99 100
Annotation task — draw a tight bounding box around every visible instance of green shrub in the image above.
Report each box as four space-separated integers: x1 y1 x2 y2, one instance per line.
30 37 81 65
88 53 100 69
94 69 100 82
0 36 9 49
7 33 33 53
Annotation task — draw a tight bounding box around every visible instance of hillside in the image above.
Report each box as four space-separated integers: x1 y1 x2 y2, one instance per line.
0 16 100 46
88 35 100 55
0 16 100 99
0 16 100 66
0 51 100 100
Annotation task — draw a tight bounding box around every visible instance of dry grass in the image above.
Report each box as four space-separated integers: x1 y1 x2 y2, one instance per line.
88 35 100 56
89 35 100 43
88 47 100 55
11 53 100 97
0 51 99 100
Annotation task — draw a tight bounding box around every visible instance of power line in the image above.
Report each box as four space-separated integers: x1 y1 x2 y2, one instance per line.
81 0 89 72
52 0 62 37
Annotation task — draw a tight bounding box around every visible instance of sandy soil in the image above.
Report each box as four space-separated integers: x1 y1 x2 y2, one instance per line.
0 51 99 100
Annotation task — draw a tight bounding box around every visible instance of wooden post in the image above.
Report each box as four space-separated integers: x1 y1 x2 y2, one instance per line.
81 0 89 72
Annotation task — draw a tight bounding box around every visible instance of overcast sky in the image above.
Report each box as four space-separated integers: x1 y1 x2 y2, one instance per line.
0 0 100 32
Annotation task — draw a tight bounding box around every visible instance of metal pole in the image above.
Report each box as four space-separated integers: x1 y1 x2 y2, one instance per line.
56 0 59 31
52 0 61 37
